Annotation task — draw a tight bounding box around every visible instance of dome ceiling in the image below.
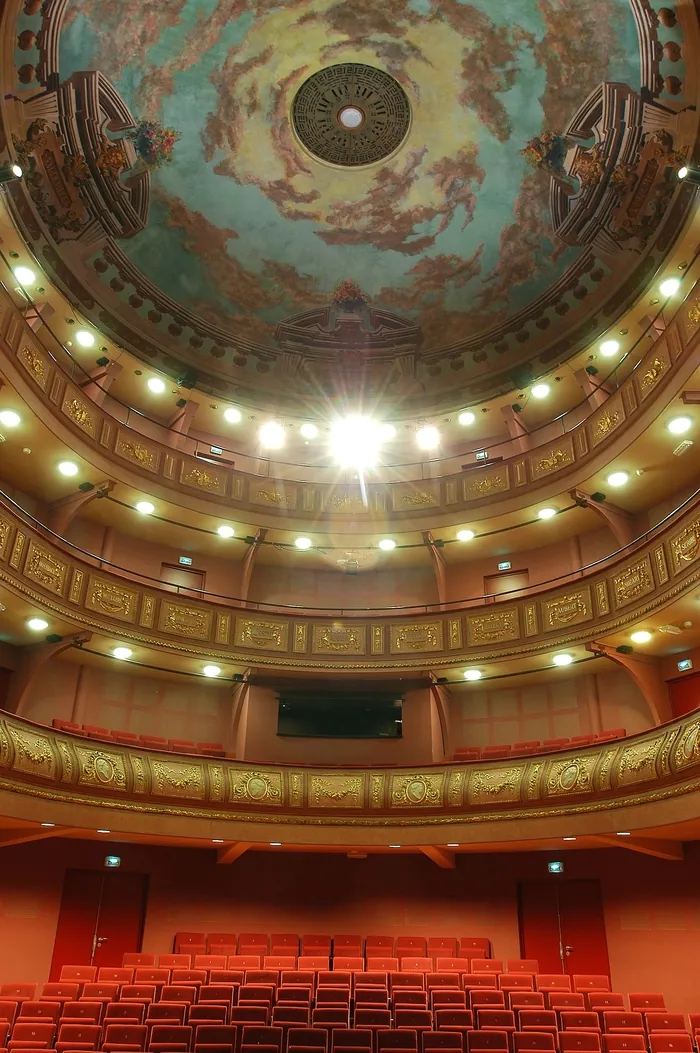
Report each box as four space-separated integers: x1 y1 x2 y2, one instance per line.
4 0 695 411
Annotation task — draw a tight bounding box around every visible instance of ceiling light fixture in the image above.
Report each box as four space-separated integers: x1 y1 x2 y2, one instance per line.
330 416 383 469
300 423 318 439
135 501 155 515
459 411 476 426
463 669 482 681
212 839 224 844
457 529 475 542
0 410 21 427
147 377 166 394
599 340 620 357
295 536 313 550
389 844 401 848
224 407 242 424
259 421 285 448
552 653 574 666
447 843 460 848
40 822 55 827
57 461 79 477
630 630 652 644
416 425 440 450
203 665 221 677
27 617 48 631
97 829 111 834
14 266 36 286
607 471 629 487
531 383 550 399
217 525 235 538
538 507 557 520
660 278 680 297
378 539 396 551
75 330 95 348
563 837 577 841
617 831 631 836
112 647 132 660
0 163 23 182
678 166 689 180
379 423 397 441
668 416 692 435
269 842 282 846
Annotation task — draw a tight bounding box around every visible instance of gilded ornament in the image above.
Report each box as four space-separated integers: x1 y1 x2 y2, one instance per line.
613 557 654 607
152 761 204 797
545 590 590 629
77 748 126 789
467 609 519 645
676 723 700 767
685 299 700 332
24 544 67 594
328 493 365 512
288 772 303 805
371 625 384 654
469 768 521 802
9 728 53 772
116 437 158 470
465 472 508 499
255 489 290 506
448 618 462 649
68 569 84 603
447 769 465 806
62 395 95 435
230 770 281 803
294 624 308 652
524 604 537 636
310 776 363 806
161 604 211 638
0 516 10 559
531 446 572 478
391 774 442 807
399 491 435 507
140 596 155 627
592 408 620 445
131 755 146 792
641 356 665 392
215 614 231 644
236 619 287 650
182 465 225 494
370 774 384 807
313 625 364 654
88 579 136 619
9 531 25 569
548 759 591 794
19 344 46 387
653 545 669 585
670 518 700 574
390 623 443 653
617 741 659 785
57 740 73 782
595 580 610 615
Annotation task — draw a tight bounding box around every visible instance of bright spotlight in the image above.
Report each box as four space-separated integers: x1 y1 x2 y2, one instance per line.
57 461 79 477
531 383 550 399
27 618 48 631
330 416 383 469
660 278 680 297
295 537 313 550
463 669 482 681
217 525 235 538
459 411 476 426
203 665 221 677
631 630 652 644
259 421 285 448
113 647 132 660
147 377 166 394
607 471 629 488
0 163 22 183
14 266 36 286
379 423 396 441
538 507 557 520
224 407 242 424
135 501 155 515
457 529 475 542
378 539 396 551
300 423 318 439
75 330 95 348
668 416 692 435
599 340 620 357
678 166 689 180
553 653 573 667
0 410 20 428
416 425 440 450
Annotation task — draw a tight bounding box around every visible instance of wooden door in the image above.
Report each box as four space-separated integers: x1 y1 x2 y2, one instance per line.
49 868 148 978
484 570 530 603
518 878 611 976
160 563 206 594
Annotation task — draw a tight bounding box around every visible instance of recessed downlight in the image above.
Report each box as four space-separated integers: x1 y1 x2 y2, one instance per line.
617 831 631 836
260 421 285 448
269 842 282 846
14 266 36 286
531 383 550 399
553 653 574 666
678 166 689 180
563 837 577 841
0 410 21 427
668 416 692 435
447 843 460 848
630 630 652 644
217 525 235 538
40 822 55 827
463 669 482 681
379 423 397 441
147 377 166 394
660 278 680 297
224 407 242 424
459 411 476 426
203 665 221 677
416 425 440 450
538 507 557 520
389 844 401 848
57 461 79 477
457 529 475 542
300 423 318 439
212 839 224 844
113 647 132 660
378 539 396 551
295 537 312 550
75 330 95 348
27 617 48 631
135 501 155 515
607 471 629 487
97 829 111 834
599 340 620 357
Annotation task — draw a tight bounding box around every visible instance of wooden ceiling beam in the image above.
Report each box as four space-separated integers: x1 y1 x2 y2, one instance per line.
589 834 684 860
216 841 253 864
419 845 456 869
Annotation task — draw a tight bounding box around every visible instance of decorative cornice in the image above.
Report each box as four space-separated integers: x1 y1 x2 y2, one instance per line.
0 710 699 830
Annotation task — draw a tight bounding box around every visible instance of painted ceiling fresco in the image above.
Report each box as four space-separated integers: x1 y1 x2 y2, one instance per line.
54 0 645 354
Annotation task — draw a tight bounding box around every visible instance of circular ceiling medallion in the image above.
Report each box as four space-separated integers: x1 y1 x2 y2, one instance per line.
292 63 411 167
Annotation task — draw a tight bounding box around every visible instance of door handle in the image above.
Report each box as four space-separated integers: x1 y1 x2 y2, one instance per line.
96 936 109 947
565 945 574 956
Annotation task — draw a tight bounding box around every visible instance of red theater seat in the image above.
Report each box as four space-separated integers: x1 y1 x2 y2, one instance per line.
377 1030 419 1053
207 935 238 953
193 1024 238 1053
264 958 297 971
465 979 498 993
334 959 364 973
434 1009 474 1045
239 986 275 1010
8 1023 56 1050
102 1024 148 1052
197 742 226 757
55 1022 101 1053
301 937 331 957
401 961 433 974
331 1031 373 1053
603 1039 646 1053
112 731 139 745
602 1014 644 1036
649 1037 694 1053
238 937 269 957
123 956 157 969
517 1011 557 1041
271 1006 311 1038
472 964 502 976
270 936 300 956
312 1007 350 1029
297 958 329 971
508 997 543 1013
280 972 315 993
558 1035 602 1053
334 938 363 957
513 1034 556 1053
395 1010 433 1035
436 962 470 975
133 970 169 993
171 970 207 988
17 1005 60 1025
83 725 112 740
431 994 467 1012
368 960 399 974
366 938 395 957
423 1032 464 1053
391 975 425 992
104 1006 145 1026
573 978 610 995
174 933 206 955
98 969 133 985
628 997 665 1014
476 1010 515 1039
499 977 534 993
198 986 237 1011
287 1028 328 1053
469 995 504 1013
80 985 119 1007
196 957 229 972
536 978 572 995
58 1003 102 1026
589 996 625 1014
230 958 262 971
354 1008 392 1038
465 1031 509 1053
393 992 429 1010
118 987 157 1007
645 1015 688 1035
147 1024 192 1053
231 1007 270 1028
356 990 389 1009
426 975 460 992
158 956 190 970
139 736 169 751
506 965 538 976
0 1004 19 1027
459 942 490 959
427 941 458 960
548 995 585 1014
560 1013 601 1034
145 1004 186 1030
397 940 428 958
240 1026 283 1053
60 969 96 987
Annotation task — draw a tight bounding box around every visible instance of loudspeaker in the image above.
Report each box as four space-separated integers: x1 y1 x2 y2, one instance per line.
177 368 199 389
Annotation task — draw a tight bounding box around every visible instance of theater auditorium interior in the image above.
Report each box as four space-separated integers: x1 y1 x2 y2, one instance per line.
1 2 700 1053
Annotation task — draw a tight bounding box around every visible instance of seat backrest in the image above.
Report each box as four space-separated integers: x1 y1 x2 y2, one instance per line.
377 1031 419 1051
195 955 228 970
134 968 170 985
9 1021 56 1041
549 995 585 1011
431 991 466 1008
288 1027 328 1052
629 995 665 1012
158 955 190 969
97 968 133 984
104 1003 145 1023
319 971 350 989
146 1003 186 1023
264 956 297 970
603 1012 643 1029
427 939 458 957
118 985 156 1002
238 934 269 951
240 1025 283 1051
604 1038 646 1052
465 976 498 990
104 1024 147 1046
473 962 503 975
478 1009 515 1027
560 1036 601 1053
58 1001 102 1022
573 976 610 993
231 1006 269 1025
194 1024 238 1042
297 956 329 970
434 1008 474 1029
367 958 399 972
500 976 534 991
470 992 505 1009
394 1009 433 1029
210 970 244 986
507 962 539 975
270 935 300 953
19 1001 60 1021
514 1034 556 1052
397 938 428 955
437 959 471 974
509 993 544 1010
207 934 237 949
149 1024 193 1044
459 939 491 956
199 984 236 1006
333 958 364 972
245 971 279 988
60 967 97 984
229 956 262 969
332 1030 373 1052
334 937 363 954
81 983 119 1001
423 1033 463 1053
174 932 205 947
391 972 425 991
590 995 625 1011
649 1039 693 1053
171 970 207 986
518 1010 556 1027
467 1032 509 1051
646 1014 687 1033
401 958 433 973
160 984 197 1005
188 1004 228 1024
537 976 572 993
40 983 80 1002
560 1011 601 1030
354 1008 392 1026
56 1022 101 1042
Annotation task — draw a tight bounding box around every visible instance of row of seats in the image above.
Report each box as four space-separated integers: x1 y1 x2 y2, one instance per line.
50 720 229 758
452 731 626 762
170 937 492 958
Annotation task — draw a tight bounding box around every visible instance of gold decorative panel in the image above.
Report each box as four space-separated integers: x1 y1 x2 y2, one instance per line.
466 608 519 646
590 397 624 446
18 344 47 389
468 767 523 804
448 618 462 649
229 769 282 804
23 541 67 595
0 515 12 560
76 747 127 790
543 587 591 631
215 614 231 645
529 440 574 480
62 392 96 436
288 772 303 805
371 624 384 655
235 618 289 651
370 773 384 807
612 555 655 609
524 603 537 636
447 769 466 806
158 602 213 640
86 576 139 622
674 721 700 769
181 463 227 495
390 773 444 807
9 727 55 778
637 351 668 401
115 432 160 472
140 596 155 628
293 623 308 652
325 490 367 514
616 739 661 787
464 469 509 500
653 545 669 585
683 297 700 337
310 775 364 807
9 531 25 569
669 516 700 575
390 622 443 653
68 569 84 603
152 760 205 799
545 756 593 796
312 624 365 655
391 486 439 511
250 485 297 510
595 580 610 616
